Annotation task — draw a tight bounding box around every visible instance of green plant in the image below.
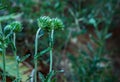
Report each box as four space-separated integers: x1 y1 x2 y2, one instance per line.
0 0 119 81
36 16 64 82
68 9 115 82
0 15 64 82
0 13 22 82
7 21 22 82
34 27 41 82
68 16 115 82
3 21 22 82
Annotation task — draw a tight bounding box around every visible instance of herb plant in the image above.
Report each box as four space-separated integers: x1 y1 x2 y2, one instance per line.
0 15 64 82
36 16 64 82
2 21 22 82
0 0 119 82
9 21 22 82
0 14 22 82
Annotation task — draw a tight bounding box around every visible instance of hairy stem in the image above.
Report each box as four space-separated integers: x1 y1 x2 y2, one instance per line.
34 28 41 82
49 29 54 73
13 33 20 82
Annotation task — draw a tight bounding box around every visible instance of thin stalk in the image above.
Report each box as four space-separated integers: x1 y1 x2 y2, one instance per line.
1 22 6 82
34 28 41 82
49 29 54 73
2 41 6 82
13 33 20 82
0 22 3 33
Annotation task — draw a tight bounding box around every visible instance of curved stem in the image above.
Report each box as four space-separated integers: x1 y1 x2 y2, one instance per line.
34 28 41 82
49 29 54 73
2 42 6 82
13 33 20 82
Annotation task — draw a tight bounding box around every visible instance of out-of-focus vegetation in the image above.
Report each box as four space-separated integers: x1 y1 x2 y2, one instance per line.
0 0 120 82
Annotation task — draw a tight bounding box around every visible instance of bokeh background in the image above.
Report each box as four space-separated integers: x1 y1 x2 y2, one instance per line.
0 0 120 82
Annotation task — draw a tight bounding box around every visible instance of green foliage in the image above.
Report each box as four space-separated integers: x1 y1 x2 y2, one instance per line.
68 23 116 82
36 16 64 82
0 0 119 82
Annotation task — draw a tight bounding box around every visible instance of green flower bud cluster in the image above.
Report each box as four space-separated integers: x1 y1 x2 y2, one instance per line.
51 18 64 30
4 21 22 33
37 16 51 31
37 16 64 31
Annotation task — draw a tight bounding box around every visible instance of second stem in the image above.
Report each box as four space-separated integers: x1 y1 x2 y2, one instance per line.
49 29 54 73
13 33 20 82
34 28 41 82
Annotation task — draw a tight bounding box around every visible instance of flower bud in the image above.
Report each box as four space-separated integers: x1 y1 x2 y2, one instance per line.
10 21 22 32
37 16 51 31
51 18 64 30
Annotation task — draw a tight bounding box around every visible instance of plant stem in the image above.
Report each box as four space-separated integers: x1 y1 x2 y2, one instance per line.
2 41 6 82
49 29 54 73
13 33 20 82
34 28 41 82
1 22 6 82
0 22 3 34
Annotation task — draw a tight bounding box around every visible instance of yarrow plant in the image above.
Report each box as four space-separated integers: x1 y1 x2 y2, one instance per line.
0 16 63 82
0 20 22 82
33 16 64 82
4 21 22 82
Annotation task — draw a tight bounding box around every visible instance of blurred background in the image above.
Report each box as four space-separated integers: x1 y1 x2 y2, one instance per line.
0 0 120 82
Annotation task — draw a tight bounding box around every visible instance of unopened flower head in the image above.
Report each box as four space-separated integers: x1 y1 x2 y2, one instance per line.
51 18 64 30
37 16 51 31
37 16 64 31
10 21 22 32
4 21 22 33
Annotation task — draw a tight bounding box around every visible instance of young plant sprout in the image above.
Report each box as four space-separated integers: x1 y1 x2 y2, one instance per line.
4 21 22 82
37 16 64 82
